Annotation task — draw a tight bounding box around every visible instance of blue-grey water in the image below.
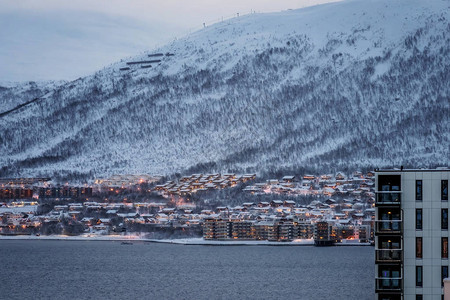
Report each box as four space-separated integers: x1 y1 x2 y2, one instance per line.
1 240 373 299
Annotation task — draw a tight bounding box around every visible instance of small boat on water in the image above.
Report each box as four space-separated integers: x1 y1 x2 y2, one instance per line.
121 241 133 245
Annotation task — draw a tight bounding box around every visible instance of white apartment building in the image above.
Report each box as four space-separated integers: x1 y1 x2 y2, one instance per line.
375 169 449 300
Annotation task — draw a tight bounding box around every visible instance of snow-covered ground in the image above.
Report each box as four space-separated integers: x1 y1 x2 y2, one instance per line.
0 233 144 242
0 205 37 213
148 238 315 246
0 234 371 246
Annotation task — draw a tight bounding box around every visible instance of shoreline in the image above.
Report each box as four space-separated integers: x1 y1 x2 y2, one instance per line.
0 234 372 246
147 238 316 246
0 234 140 242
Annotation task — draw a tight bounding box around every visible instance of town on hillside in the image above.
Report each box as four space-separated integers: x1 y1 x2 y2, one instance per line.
0 171 375 244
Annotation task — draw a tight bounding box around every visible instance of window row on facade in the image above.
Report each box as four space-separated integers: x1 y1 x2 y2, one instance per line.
416 236 448 259
415 208 448 230
415 180 448 201
415 265 448 288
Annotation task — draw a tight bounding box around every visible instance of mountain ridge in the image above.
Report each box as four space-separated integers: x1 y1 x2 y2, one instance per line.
1 0 449 180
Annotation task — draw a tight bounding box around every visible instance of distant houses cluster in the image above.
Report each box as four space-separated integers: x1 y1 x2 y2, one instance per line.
243 171 375 197
0 201 41 231
155 173 256 196
1 194 374 240
0 175 163 201
94 174 161 187
0 171 375 241
0 200 177 235
93 174 161 194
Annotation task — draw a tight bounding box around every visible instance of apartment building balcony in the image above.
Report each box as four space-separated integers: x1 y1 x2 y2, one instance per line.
375 277 402 292
375 220 402 235
375 192 402 205
375 249 403 263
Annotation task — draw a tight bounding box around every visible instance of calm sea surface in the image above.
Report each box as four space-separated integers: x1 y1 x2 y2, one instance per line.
1 240 373 299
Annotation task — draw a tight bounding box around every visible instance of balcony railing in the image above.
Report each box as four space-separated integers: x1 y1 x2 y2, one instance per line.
375 277 402 291
375 220 402 234
375 249 403 262
376 192 402 204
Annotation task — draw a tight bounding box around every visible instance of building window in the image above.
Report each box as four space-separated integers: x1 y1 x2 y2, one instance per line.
443 180 449 201
416 237 422 259
380 267 401 290
442 237 448 259
378 175 401 191
416 295 423 300
416 266 423 287
442 209 448 230
416 180 423 201
416 209 422 230
442 266 448 286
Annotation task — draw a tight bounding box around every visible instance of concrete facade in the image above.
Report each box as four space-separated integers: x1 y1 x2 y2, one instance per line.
375 169 449 300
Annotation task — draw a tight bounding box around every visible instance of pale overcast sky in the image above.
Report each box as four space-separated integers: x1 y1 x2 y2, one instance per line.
0 0 340 83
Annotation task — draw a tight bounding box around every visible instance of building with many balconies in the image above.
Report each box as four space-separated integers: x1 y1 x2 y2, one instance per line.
375 168 449 300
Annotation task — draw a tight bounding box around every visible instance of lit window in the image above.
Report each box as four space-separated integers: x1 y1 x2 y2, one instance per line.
442 237 448 259
416 180 423 201
416 237 422 259
416 209 423 230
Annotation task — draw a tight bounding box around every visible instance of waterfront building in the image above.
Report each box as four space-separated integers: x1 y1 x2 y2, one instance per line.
358 224 371 243
253 221 274 240
335 224 355 241
277 219 296 241
298 222 314 239
231 221 254 240
314 221 334 246
375 168 449 300
203 217 230 240
202 217 314 242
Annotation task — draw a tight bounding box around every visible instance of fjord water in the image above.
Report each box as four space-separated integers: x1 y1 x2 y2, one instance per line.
2 240 373 299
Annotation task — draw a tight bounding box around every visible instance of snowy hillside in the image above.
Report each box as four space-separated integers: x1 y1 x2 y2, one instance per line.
0 0 449 180
0 80 66 112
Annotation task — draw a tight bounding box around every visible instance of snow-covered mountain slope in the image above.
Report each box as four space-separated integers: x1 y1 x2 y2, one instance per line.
0 80 66 112
0 0 449 180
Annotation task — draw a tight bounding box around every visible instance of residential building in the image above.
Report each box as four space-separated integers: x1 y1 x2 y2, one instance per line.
298 222 314 239
375 168 449 300
231 221 254 240
314 221 334 246
203 217 230 240
358 225 371 243
277 219 296 241
253 221 274 240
